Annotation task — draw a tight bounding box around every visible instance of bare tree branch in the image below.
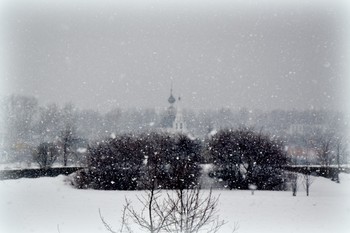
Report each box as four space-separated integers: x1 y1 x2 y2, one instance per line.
99 208 117 233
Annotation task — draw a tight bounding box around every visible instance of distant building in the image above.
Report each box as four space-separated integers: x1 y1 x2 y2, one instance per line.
172 96 187 133
286 145 318 165
160 86 187 134
286 123 327 135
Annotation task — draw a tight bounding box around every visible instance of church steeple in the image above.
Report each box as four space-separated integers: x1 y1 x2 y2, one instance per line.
168 83 176 105
161 83 187 133
173 95 187 133
159 83 176 129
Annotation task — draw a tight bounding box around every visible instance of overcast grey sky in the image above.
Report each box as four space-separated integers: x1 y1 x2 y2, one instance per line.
0 0 349 112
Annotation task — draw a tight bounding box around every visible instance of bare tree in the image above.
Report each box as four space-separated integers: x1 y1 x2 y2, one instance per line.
99 161 172 233
99 200 133 233
302 172 315 196
60 103 78 167
164 188 226 233
334 136 348 183
299 140 315 196
126 190 174 233
1 95 38 162
60 126 73 167
314 133 334 169
290 173 298 197
100 189 173 233
100 187 229 233
311 132 348 180
32 142 59 168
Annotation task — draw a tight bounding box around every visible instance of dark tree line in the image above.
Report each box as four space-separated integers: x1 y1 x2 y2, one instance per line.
74 128 288 191
74 132 201 190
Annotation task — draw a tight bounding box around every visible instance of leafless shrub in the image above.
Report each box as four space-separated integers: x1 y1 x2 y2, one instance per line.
32 142 59 168
163 188 226 233
289 173 299 196
126 189 174 233
99 209 117 233
99 199 133 233
100 188 232 233
302 173 315 196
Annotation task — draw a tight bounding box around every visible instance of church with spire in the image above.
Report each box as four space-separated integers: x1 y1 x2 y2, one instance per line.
160 85 187 134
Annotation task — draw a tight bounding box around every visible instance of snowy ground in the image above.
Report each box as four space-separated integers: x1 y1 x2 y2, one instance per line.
0 174 350 233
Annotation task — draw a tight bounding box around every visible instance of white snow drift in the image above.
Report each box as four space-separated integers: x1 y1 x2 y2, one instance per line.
0 174 349 233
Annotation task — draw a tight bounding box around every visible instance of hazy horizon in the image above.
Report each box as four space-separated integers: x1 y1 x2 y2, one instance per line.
1 0 349 113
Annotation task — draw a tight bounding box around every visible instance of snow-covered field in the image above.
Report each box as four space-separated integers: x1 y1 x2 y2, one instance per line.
0 174 350 233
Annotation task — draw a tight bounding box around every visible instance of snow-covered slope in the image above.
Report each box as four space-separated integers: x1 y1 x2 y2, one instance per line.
0 174 349 233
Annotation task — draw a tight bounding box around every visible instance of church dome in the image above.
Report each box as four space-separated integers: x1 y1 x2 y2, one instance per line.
168 93 176 104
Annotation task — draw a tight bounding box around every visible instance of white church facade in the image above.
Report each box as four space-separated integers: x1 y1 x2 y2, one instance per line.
162 87 187 134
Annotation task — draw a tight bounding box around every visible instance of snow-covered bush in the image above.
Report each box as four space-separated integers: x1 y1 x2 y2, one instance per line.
73 135 144 190
73 132 201 190
209 128 287 190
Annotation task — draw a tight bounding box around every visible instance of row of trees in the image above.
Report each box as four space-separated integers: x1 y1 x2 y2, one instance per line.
73 128 288 191
31 130 78 169
1 95 347 170
0 95 80 164
309 132 347 170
